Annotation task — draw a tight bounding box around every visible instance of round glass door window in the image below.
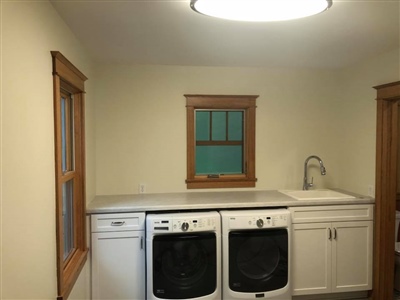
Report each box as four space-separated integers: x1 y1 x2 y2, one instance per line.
153 233 217 299
229 229 288 293
161 239 207 286
236 236 280 280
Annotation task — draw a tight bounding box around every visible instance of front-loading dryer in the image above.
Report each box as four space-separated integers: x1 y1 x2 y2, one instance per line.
220 209 291 300
146 211 221 300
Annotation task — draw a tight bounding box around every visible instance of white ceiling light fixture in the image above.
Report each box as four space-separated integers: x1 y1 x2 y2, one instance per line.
190 0 333 22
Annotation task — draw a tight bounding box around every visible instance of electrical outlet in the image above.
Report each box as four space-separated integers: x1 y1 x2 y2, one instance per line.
139 184 146 194
368 185 375 197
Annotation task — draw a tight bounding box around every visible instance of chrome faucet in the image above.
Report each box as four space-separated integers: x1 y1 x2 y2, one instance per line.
303 155 326 190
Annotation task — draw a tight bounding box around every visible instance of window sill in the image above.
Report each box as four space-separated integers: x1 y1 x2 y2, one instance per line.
186 177 257 189
57 248 88 300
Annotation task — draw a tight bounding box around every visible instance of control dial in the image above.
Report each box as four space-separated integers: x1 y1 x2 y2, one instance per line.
181 222 189 232
256 218 264 228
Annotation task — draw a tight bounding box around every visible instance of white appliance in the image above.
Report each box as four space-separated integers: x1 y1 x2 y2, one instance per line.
220 209 292 300
146 211 221 300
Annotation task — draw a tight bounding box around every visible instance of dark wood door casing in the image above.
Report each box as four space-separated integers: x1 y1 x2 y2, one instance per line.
373 81 400 300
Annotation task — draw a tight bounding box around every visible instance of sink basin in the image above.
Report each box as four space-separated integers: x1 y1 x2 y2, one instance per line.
279 189 356 200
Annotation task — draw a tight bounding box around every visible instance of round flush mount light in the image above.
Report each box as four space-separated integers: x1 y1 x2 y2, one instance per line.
190 0 333 22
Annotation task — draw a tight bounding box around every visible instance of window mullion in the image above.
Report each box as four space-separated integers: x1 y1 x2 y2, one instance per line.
225 111 229 141
60 171 77 183
209 111 213 141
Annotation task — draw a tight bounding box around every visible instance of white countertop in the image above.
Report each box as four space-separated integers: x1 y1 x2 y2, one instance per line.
87 189 374 214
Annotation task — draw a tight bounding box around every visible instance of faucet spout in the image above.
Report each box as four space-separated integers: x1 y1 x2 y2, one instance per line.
303 155 327 190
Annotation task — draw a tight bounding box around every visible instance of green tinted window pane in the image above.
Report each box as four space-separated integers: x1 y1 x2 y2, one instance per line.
195 145 243 175
228 111 243 141
211 112 226 141
196 111 210 141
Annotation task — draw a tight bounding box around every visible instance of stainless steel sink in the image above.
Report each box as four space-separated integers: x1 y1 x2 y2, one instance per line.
279 189 355 200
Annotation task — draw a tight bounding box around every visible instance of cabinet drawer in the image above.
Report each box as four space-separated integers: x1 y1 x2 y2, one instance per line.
289 205 374 223
91 212 145 232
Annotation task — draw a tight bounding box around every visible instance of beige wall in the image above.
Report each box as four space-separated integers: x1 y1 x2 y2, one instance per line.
94 65 343 195
94 49 399 196
333 48 400 194
2 1 95 299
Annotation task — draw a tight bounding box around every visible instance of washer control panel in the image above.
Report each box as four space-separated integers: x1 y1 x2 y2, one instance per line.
226 209 290 229
147 212 219 233
172 217 217 232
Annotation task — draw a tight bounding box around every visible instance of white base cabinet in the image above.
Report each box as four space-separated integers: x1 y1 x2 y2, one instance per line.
91 213 146 300
289 205 373 296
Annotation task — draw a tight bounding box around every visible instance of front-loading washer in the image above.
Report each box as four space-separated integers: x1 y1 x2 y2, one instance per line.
146 211 221 300
220 209 291 300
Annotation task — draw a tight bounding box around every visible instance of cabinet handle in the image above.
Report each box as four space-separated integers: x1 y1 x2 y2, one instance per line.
333 228 337 240
111 221 126 226
140 236 144 250
328 228 332 240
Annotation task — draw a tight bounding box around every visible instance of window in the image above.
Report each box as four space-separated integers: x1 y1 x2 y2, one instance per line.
185 95 257 189
195 110 244 174
51 51 88 300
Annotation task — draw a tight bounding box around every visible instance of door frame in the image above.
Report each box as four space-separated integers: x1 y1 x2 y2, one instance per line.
373 81 400 300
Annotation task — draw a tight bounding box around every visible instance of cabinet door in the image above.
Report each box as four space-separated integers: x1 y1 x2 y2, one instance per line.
332 221 373 293
292 223 332 295
92 231 145 300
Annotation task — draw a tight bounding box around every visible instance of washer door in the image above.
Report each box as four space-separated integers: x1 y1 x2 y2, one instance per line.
229 228 288 293
152 232 217 299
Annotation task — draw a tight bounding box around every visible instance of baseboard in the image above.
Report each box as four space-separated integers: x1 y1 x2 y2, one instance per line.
293 291 369 300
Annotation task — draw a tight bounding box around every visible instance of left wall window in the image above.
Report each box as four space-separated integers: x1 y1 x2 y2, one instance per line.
51 51 88 300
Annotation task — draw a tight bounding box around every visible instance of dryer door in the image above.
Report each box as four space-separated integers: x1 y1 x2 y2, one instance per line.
152 232 217 299
229 228 288 293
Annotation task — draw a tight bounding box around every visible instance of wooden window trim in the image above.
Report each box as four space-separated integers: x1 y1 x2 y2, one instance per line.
51 51 88 300
185 94 257 189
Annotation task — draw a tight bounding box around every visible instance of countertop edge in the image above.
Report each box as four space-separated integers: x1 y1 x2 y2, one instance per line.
86 189 375 214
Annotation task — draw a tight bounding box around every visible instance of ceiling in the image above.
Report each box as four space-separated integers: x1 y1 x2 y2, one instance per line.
51 0 399 69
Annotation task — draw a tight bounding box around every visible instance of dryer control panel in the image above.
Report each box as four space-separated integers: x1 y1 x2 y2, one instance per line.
225 209 290 229
147 212 219 233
